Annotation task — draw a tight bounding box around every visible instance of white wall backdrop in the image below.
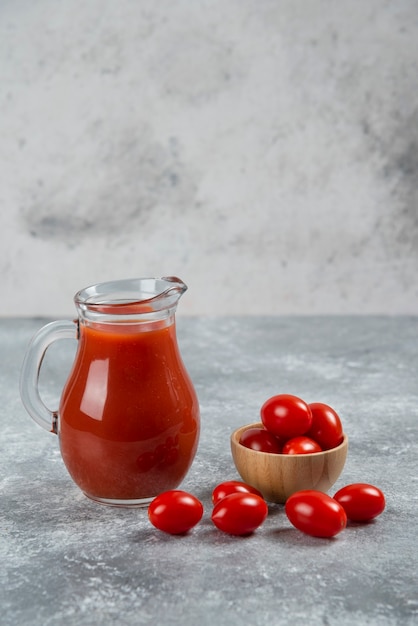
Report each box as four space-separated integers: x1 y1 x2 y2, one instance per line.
1 0 417 316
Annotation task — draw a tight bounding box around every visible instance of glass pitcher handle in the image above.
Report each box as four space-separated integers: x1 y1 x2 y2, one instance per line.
20 320 78 434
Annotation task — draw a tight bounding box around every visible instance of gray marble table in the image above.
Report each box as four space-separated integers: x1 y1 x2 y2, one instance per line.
1 316 417 626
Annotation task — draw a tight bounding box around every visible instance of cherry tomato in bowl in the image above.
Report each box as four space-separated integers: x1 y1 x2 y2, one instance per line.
211 492 268 536
333 483 385 522
282 436 322 455
239 427 282 454
261 394 312 439
212 480 264 505
306 402 343 450
285 490 347 538
148 490 203 535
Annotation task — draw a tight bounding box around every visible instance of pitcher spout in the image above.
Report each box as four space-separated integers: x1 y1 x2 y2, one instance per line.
159 276 187 303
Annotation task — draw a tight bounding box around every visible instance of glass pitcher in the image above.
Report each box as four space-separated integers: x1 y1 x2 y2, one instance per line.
20 277 200 507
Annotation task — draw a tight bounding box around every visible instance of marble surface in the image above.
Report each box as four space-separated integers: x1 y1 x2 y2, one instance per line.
1 1 418 316
1 316 417 625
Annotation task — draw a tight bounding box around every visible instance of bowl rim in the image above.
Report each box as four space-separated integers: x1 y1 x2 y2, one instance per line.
231 422 348 458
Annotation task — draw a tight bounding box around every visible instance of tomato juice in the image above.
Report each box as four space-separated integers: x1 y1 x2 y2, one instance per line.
59 320 199 504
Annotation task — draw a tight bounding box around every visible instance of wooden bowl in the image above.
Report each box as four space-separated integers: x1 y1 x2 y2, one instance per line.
231 423 348 503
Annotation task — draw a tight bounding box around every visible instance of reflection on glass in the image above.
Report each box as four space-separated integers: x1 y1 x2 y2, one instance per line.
80 359 109 421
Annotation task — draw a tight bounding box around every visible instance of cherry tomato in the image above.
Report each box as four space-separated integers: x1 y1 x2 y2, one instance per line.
306 402 343 450
260 394 312 439
282 436 322 455
285 490 347 538
333 483 385 522
239 427 282 454
212 480 264 505
211 492 268 536
148 490 203 535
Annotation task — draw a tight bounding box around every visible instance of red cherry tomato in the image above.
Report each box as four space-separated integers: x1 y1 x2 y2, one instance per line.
333 483 385 522
260 394 312 439
211 492 268 536
285 490 347 538
239 427 282 454
306 402 343 450
282 436 322 455
148 490 203 535
212 480 264 505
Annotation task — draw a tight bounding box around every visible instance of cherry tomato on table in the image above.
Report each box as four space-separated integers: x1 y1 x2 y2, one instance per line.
282 436 322 455
239 427 282 454
285 490 347 538
261 394 312 439
306 402 344 450
211 492 268 536
148 490 203 535
212 480 264 505
333 483 385 522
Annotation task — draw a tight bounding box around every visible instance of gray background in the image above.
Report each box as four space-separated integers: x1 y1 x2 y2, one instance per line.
1 0 417 316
